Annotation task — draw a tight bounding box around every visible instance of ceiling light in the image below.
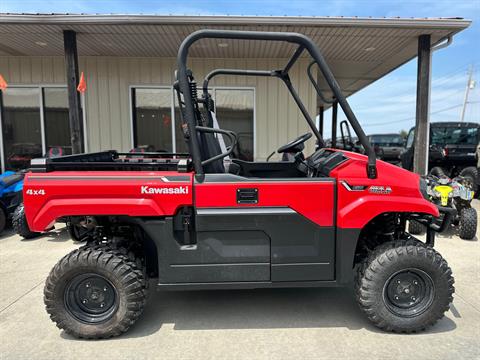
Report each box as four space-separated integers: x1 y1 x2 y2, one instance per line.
35 41 48 46
217 43 229 48
364 47 375 52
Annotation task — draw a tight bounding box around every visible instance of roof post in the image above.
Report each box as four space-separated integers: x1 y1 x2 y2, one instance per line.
63 30 84 154
331 101 338 148
318 105 324 137
413 34 432 175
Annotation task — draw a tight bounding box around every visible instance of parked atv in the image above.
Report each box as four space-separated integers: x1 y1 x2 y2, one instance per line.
0 171 25 234
409 175 477 239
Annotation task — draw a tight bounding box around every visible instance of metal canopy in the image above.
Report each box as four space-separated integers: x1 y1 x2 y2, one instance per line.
0 14 471 100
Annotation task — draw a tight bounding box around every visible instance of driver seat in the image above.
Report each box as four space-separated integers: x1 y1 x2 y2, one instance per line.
197 108 227 174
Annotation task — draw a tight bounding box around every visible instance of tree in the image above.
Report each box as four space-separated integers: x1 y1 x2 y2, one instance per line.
399 129 408 139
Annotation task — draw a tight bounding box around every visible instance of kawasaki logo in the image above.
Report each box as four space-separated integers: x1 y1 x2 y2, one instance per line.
141 186 189 195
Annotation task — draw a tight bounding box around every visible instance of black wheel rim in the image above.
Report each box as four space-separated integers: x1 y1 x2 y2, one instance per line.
383 268 435 317
65 273 118 324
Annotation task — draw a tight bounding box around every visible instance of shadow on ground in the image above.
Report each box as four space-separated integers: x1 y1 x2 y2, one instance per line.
61 285 457 341
18 226 74 243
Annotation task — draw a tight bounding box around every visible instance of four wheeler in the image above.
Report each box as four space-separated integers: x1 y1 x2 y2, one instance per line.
401 122 480 194
0 171 25 234
24 30 455 339
409 175 477 240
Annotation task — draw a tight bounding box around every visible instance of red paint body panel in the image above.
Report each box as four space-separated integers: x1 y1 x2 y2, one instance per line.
24 171 193 231
195 180 335 226
23 150 439 233
332 151 439 228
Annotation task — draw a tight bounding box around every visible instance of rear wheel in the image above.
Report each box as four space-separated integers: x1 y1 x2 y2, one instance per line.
408 220 425 235
458 207 477 240
356 239 454 333
459 167 478 195
12 203 40 239
44 244 147 339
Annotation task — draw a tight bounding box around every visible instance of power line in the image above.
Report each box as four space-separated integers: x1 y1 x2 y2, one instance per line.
362 104 464 128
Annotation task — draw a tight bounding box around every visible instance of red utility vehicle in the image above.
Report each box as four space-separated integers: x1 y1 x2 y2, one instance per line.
24 30 454 339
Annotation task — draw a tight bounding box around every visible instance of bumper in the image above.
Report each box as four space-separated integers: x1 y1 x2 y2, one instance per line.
410 205 457 247
426 205 457 246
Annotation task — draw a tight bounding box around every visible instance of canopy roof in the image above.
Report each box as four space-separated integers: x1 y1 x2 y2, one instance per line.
0 14 471 99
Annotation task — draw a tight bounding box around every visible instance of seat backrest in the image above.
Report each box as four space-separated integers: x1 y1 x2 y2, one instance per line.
199 111 225 174
199 131 225 173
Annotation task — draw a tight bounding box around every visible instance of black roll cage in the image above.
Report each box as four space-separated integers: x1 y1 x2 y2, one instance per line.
176 29 377 180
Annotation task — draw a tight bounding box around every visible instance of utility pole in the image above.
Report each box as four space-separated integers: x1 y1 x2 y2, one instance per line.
460 65 474 122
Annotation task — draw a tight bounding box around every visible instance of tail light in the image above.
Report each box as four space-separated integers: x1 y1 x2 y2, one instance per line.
442 147 449 157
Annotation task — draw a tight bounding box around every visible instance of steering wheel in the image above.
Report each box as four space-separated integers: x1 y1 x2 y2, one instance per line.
277 132 313 154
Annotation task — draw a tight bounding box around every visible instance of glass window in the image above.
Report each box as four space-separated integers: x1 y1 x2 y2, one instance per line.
369 134 404 147
132 88 172 152
43 88 72 156
406 129 415 148
214 89 254 161
431 126 479 146
1 87 43 170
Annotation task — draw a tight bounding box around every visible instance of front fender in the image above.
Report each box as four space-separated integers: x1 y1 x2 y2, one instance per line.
337 195 438 229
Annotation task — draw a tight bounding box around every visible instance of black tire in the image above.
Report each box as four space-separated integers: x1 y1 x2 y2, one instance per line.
0 208 6 234
44 245 147 339
458 207 477 240
66 223 91 242
429 167 446 177
459 166 478 194
408 220 425 235
356 239 454 333
12 203 40 239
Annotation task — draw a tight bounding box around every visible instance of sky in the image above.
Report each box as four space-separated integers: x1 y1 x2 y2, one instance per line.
1 0 479 137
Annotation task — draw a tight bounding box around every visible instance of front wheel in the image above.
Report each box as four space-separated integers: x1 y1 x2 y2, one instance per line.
44 245 147 339
458 207 477 240
356 239 454 333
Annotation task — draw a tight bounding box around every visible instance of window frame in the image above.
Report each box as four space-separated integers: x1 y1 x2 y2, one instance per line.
129 85 256 158
129 85 176 153
0 84 88 172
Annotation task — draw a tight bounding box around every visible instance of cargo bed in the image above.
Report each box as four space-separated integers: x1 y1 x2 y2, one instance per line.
30 150 191 173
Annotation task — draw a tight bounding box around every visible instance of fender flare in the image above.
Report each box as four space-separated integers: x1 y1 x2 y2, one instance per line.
337 196 439 229
28 198 166 232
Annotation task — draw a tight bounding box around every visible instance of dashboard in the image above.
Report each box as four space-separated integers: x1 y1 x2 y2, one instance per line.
305 149 348 177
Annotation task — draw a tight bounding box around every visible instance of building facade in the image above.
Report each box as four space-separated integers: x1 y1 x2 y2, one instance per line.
0 14 470 171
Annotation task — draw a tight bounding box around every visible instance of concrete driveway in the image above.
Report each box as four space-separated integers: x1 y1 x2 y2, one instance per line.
1 201 479 360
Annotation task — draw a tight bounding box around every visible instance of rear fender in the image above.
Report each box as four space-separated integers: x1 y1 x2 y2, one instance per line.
23 171 194 232
30 198 166 231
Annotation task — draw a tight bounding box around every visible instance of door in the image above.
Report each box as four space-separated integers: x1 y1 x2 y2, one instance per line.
194 174 336 282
